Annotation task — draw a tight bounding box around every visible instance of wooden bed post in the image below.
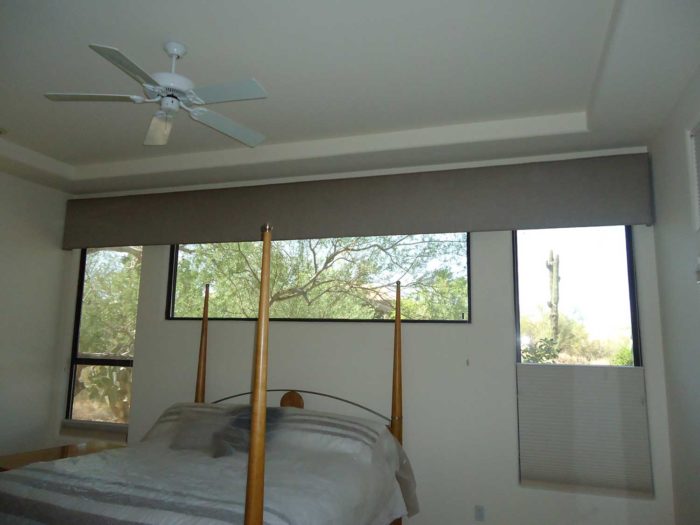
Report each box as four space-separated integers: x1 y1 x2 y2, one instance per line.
390 281 403 443
390 281 403 525
194 283 210 403
244 224 273 525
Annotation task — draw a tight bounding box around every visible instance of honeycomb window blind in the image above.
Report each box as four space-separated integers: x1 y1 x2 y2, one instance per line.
516 364 653 495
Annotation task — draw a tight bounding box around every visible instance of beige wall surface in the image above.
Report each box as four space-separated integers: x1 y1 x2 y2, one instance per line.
0 172 69 455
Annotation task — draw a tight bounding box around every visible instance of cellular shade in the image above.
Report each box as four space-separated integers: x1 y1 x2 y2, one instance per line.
516 363 653 494
63 153 652 249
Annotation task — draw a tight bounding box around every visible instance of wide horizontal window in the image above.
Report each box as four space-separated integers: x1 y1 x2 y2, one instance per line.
168 233 469 321
68 247 142 424
514 226 640 366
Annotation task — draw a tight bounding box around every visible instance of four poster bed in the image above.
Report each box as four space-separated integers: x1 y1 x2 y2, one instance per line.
0 224 417 524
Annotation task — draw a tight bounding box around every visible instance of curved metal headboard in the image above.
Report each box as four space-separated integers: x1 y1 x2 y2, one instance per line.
211 389 391 423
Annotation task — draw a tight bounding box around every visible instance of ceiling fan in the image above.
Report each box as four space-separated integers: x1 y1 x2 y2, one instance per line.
45 41 267 147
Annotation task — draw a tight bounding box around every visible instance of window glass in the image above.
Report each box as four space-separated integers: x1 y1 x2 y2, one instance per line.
68 246 141 424
70 365 132 424
172 233 469 321
78 247 142 358
515 226 636 365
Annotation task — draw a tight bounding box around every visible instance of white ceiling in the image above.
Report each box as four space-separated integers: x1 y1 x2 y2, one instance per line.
0 0 699 194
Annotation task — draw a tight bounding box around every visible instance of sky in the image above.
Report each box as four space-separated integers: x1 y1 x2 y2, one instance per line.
516 226 632 341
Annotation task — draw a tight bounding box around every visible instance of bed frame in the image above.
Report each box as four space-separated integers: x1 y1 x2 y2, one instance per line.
193 224 404 525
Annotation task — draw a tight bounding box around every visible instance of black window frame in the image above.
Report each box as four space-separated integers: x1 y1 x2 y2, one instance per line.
512 225 642 367
65 248 135 421
165 234 472 324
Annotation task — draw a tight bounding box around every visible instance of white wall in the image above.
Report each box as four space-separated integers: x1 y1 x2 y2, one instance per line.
125 227 674 525
0 171 69 455
650 67 700 525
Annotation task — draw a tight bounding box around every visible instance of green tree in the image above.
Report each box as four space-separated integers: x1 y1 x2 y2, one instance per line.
73 247 141 423
611 345 634 366
521 337 559 363
521 310 633 365
79 247 142 357
401 269 468 321
76 365 132 422
174 234 469 320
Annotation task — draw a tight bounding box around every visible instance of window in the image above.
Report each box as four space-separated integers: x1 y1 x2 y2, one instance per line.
513 226 640 366
168 233 469 321
67 247 142 424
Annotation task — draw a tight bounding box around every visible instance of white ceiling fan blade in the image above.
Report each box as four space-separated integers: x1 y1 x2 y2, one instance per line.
144 111 173 146
45 93 143 102
189 108 265 147
89 44 159 86
190 79 267 105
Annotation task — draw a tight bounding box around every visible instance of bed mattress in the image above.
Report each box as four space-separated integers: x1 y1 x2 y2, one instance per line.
0 404 416 525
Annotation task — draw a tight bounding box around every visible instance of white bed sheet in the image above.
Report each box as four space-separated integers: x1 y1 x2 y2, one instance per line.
0 429 409 524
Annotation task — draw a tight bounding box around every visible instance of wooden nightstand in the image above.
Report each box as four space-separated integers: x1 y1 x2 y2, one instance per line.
0 441 125 471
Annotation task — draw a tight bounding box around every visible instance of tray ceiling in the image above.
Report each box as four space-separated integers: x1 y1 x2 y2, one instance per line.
0 0 699 193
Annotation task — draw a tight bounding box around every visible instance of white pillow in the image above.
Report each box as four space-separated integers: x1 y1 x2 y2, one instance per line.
214 406 389 460
141 402 241 444
169 407 233 454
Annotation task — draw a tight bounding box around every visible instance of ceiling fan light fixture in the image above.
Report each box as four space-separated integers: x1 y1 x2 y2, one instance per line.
160 96 180 114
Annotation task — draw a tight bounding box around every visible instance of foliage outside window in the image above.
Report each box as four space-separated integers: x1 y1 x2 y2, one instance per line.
515 226 639 366
69 247 142 424
170 233 469 321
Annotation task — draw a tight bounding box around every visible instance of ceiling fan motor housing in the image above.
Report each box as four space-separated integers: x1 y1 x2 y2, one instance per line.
146 72 194 101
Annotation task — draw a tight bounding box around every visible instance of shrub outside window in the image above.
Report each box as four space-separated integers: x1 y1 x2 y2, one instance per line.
67 247 142 424
169 233 469 321
514 226 640 366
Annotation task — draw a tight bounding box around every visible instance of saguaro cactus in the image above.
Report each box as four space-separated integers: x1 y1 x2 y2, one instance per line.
546 250 560 344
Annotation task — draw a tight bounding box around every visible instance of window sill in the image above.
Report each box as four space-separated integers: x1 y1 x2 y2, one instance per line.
60 419 128 444
520 479 654 500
